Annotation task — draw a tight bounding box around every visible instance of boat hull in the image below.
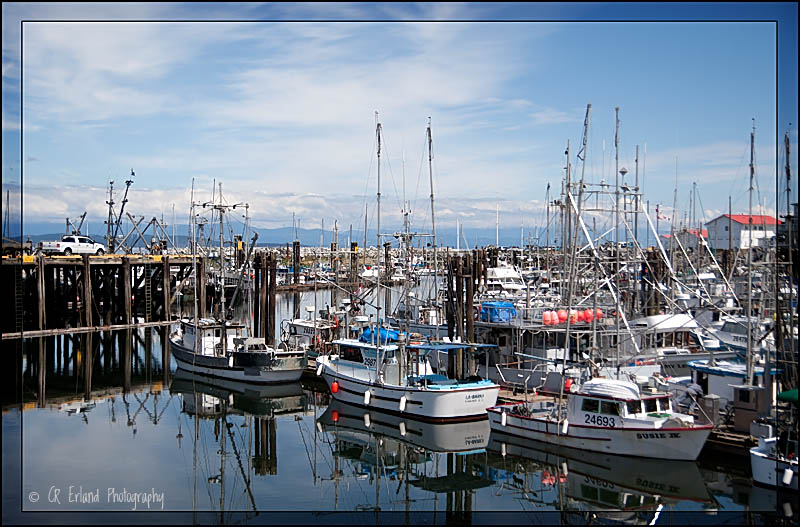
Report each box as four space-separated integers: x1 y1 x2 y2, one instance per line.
318 360 498 422
487 404 711 460
171 339 305 384
750 439 799 490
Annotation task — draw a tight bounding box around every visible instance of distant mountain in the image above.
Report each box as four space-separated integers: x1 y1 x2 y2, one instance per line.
5 220 555 249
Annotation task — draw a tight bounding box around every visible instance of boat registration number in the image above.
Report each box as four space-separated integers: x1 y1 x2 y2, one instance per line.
584 413 615 427
363 358 376 368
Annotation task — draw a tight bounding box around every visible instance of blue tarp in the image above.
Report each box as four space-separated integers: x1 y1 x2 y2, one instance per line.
359 327 403 343
479 301 516 323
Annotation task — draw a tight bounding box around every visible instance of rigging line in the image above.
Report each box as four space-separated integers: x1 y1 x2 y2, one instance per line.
379 133 406 219
729 140 753 209
412 131 428 228
360 127 379 239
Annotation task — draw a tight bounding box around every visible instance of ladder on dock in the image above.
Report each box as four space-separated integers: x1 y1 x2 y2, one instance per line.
144 263 152 322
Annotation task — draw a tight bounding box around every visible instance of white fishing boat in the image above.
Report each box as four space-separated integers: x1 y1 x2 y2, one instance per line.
749 388 798 491
487 378 712 460
280 305 340 351
316 339 499 422
750 434 799 490
483 264 527 298
170 318 306 384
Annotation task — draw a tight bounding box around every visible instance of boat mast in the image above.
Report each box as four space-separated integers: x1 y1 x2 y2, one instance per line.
191 178 198 355
784 130 795 377
376 112 383 358
746 120 755 386
219 183 226 333
427 117 440 326
546 183 550 280
614 107 621 370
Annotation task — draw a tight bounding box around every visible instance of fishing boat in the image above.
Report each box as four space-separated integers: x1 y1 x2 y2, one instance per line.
750 388 798 491
316 338 499 422
170 318 306 384
487 378 712 460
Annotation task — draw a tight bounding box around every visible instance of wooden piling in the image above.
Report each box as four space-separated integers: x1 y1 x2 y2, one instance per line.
465 253 475 376
292 241 300 285
82 255 93 328
268 255 277 345
37 255 46 330
122 257 132 325
259 254 268 339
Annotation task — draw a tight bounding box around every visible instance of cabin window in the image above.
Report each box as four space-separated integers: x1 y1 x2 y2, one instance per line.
215 329 220 337
339 345 364 363
600 401 620 416
626 400 642 415
657 398 671 412
738 390 751 403
581 399 600 413
644 398 658 413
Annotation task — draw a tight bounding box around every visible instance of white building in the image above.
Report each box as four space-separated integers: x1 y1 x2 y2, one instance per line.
705 214 781 251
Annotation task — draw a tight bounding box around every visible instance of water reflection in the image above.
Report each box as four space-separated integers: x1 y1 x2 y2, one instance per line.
2 325 776 522
486 430 715 522
315 400 493 518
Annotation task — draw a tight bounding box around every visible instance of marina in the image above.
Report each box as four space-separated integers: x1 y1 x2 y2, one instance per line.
1 327 795 523
3 4 798 525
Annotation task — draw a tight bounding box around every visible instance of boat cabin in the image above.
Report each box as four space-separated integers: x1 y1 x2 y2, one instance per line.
568 379 677 426
181 318 246 357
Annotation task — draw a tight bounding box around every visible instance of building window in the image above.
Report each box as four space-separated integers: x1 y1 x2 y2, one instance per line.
724 226 728 231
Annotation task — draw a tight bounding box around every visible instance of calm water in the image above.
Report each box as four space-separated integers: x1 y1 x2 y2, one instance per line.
3 292 795 524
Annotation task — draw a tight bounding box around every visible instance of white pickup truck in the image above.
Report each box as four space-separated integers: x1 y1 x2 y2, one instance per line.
38 235 106 256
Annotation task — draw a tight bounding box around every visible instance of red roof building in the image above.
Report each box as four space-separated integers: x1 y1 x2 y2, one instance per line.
705 214 782 250
720 214 782 226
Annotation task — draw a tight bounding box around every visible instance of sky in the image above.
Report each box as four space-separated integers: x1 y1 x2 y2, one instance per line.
2 2 798 245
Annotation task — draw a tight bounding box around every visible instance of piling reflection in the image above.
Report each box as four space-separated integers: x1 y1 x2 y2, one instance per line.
16 329 169 410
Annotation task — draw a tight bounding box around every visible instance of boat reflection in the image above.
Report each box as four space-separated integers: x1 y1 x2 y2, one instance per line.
487 430 715 520
316 400 494 514
170 368 306 419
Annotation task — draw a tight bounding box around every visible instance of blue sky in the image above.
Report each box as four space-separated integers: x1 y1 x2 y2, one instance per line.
2 3 797 241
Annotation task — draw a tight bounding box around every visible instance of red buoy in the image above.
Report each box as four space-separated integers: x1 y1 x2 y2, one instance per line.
557 309 568 323
332 410 339 422
564 378 573 391
331 381 339 394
